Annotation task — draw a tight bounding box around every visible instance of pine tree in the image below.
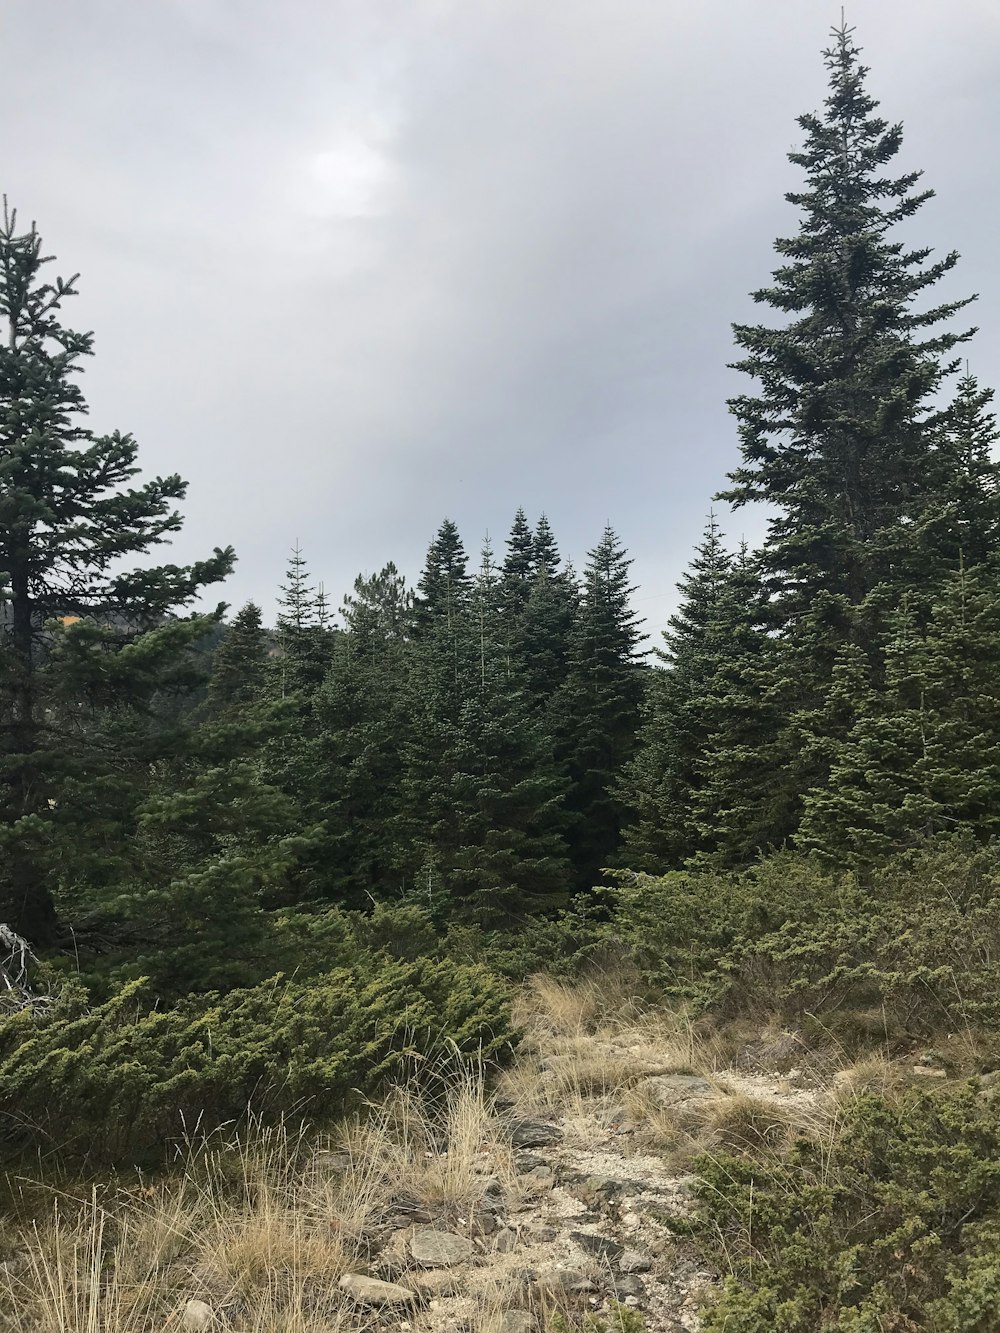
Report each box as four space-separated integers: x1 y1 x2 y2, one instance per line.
555 525 645 890
721 22 976 618
618 515 735 870
711 23 983 852
414 519 471 634
0 203 232 944
206 603 269 712
798 565 1000 864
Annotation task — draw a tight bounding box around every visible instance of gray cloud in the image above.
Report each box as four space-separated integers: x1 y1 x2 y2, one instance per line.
2 0 997 631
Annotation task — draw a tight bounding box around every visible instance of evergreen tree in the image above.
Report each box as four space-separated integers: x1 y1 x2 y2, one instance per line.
799 565 1000 864
711 23 984 852
206 602 269 712
500 508 535 617
555 525 645 890
0 203 232 944
414 519 470 634
721 22 976 617
619 515 735 870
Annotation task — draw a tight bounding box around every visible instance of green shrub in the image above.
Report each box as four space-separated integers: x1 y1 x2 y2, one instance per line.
691 1084 1000 1332
605 839 1000 1036
0 957 514 1165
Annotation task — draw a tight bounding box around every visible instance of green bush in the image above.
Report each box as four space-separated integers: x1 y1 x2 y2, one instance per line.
0 956 514 1165
604 839 1000 1036
691 1084 1000 1332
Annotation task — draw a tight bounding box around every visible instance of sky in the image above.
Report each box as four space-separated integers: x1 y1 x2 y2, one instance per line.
2 0 998 632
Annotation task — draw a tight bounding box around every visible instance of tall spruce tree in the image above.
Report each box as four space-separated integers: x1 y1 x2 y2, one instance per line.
618 515 735 870
798 565 1000 864
722 22 976 614
0 204 232 944
712 23 983 851
555 525 645 890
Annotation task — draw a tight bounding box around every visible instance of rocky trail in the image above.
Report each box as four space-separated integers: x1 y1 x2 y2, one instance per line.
278 981 838 1333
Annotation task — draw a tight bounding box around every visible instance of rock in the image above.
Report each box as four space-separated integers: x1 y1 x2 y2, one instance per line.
514 1153 547 1173
978 1070 1000 1089
509 1119 563 1149
637 1074 714 1110
536 1270 599 1296
495 1313 534 1333
494 1227 519 1253
570 1232 625 1263
407 1270 461 1299
339 1274 417 1307
524 1225 556 1243
613 1274 646 1302
912 1065 947 1078
564 1175 623 1208
410 1227 474 1267
180 1300 215 1331
618 1250 652 1274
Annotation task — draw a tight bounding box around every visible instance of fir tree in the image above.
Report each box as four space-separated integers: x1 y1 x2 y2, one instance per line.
799 565 1000 863
0 203 232 944
721 22 976 617
619 514 735 870
555 525 645 890
206 603 269 712
414 519 471 634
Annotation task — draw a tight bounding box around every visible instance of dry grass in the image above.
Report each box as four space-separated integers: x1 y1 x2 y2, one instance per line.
0 1060 510 1333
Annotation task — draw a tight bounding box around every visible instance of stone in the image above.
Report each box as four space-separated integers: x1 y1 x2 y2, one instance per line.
496 1313 534 1333
410 1227 474 1267
407 1270 461 1298
525 1225 556 1243
618 1250 652 1274
637 1074 714 1110
180 1300 215 1331
514 1153 547 1173
570 1232 625 1263
536 1270 599 1296
509 1119 563 1149
613 1274 646 1302
564 1175 623 1208
339 1274 417 1307
912 1065 947 1078
494 1227 519 1253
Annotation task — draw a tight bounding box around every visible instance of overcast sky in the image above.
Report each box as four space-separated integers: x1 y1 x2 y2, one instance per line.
3 0 998 631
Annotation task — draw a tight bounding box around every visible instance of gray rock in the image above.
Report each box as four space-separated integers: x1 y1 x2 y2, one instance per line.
406 1270 461 1299
410 1227 474 1267
496 1313 534 1333
514 1153 547 1173
494 1227 519 1253
570 1232 625 1263
618 1249 652 1274
510 1119 563 1149
180 1300 215 1331
637 1074 714 1109
613 1274 646 1302
339 1274 417 1306
536 1270 599 1296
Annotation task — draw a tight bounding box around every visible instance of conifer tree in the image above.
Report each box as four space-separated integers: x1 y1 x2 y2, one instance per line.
414 519 471 634
206 602 269 712
798 565 1000 863
721 22 976 618
712 23 985 850
619 515 734 870
555 525 645 890
0 203 232 944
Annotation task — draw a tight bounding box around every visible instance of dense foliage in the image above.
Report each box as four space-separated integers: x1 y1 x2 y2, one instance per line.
692 1086 1000 1332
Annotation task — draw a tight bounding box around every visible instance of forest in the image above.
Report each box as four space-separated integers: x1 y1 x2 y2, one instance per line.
4 22 1000 1333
